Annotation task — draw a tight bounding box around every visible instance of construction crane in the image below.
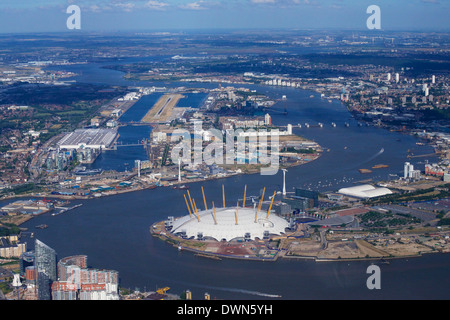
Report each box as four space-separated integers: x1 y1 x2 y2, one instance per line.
156 287 170 295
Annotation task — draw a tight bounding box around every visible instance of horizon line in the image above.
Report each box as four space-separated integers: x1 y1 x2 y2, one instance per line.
0 27 449 36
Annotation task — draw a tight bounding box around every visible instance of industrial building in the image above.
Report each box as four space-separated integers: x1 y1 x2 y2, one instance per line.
338 184 392 199
1 200 53 215
167 186 289 242
57 128 118 150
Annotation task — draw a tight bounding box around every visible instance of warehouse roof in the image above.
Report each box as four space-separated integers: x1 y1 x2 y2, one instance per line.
57 128 117 149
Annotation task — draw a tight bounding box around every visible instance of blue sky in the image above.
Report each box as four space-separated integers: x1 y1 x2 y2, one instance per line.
0 0 448 33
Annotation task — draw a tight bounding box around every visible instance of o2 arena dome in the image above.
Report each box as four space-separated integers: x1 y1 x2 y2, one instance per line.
166 186 289 242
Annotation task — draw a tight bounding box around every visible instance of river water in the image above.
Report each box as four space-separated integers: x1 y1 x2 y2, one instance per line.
12 60 449 300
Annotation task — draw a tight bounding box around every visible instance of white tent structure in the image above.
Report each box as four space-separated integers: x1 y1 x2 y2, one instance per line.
338 184 392 199
170 207 289 242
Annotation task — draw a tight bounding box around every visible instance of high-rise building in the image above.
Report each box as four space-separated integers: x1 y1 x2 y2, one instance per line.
52 255 119 300
404 162 420 180
395 73 399 83
287 124 292 135
410 169 421 180
35 239 57 281
404 162 412 179
281 196 311 213
282 188 319 213
135 160 141 177
295 188 319 207
264 113 271 126
37 272 52 300
34 239 57 300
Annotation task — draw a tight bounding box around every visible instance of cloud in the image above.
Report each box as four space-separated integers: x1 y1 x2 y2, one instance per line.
250 0 276 3
74 0 170 12
88 4 102 12
113 2 136 12
291 0 320 5
145 0 170 10
250 0 320 5
179 1 208 10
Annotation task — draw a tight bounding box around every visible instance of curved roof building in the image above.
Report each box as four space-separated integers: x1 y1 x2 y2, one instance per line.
338 184 392 199
169 206 289 242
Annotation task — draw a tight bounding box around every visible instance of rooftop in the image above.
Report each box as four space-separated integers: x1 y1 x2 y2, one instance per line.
170 206 289 242
57 128 117 150
338 184 393 199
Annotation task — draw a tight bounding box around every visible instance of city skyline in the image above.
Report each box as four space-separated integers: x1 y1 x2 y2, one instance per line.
0 0 449 33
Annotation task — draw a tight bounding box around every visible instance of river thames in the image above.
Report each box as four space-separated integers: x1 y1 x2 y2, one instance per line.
13 60 449 299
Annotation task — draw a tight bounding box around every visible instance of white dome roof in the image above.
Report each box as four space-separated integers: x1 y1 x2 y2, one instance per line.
170 207 289 242
338 184 392 199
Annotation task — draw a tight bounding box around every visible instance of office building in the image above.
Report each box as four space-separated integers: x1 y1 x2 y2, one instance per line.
282 196 312 213
295 188 319 207
34 239 57 300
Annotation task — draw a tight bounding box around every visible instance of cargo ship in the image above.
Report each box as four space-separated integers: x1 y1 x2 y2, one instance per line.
359 169 372 174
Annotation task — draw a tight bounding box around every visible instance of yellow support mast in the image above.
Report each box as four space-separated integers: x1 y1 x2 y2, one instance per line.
255 187 265 223
222 184 225 208
243 185 247 208
192 198 201 222
266 191 277 219
212 201 217 225
186 190 195 216
183 194 193 218
201 186 208 211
